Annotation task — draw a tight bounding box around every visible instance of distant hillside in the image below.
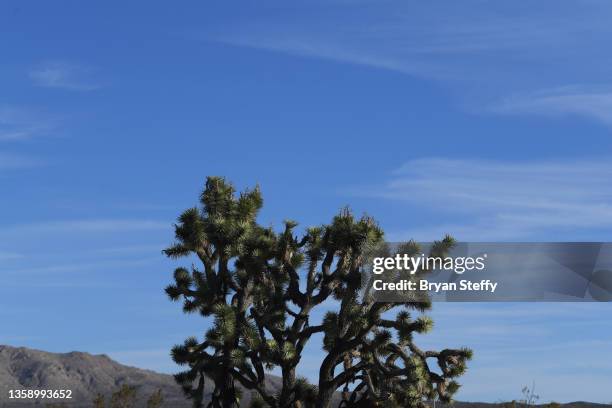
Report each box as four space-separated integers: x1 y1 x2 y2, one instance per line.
0 345 194 407
0 345 281 407
0 345 609 408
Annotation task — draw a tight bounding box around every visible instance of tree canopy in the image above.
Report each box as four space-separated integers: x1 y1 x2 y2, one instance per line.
165 177 471 408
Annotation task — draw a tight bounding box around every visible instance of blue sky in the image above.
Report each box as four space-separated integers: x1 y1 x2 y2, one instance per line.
1 0 612 403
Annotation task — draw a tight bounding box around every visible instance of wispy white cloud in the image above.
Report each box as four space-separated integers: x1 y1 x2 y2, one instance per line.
0 152 41 169
89 244 167 256
214 3 608 71
218 35 442 78
207 2 612 124
0 220 171 286
0 255 163 289
0 106 54 142
0 219 170 236
0 257 159 277
0 131 30 142
492 85 612 125
0 251 23 261
29 61 100 91
214 8 604 79
359 158 612 240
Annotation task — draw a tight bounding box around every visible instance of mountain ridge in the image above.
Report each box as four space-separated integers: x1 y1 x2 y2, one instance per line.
0 344 200 407
0 345 609 408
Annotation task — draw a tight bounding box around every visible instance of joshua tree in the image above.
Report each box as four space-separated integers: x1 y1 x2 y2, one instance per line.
147 389 164 408
165 177 471 408
93 393 105 408
110 385 137 408
92 387 163 408
165 177 270 407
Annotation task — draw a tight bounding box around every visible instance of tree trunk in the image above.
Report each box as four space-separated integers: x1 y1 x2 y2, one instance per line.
317 337 363 408
221 372 237 408
279 366 296 408
317 354 337 408
317 386 336 408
